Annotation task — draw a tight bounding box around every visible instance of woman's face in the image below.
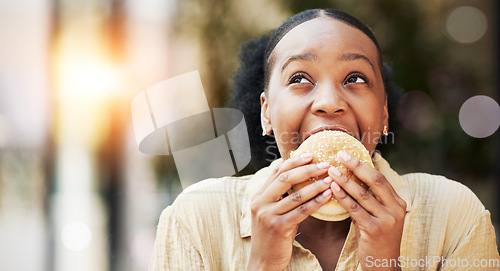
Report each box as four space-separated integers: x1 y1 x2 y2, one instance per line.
261 17 388 159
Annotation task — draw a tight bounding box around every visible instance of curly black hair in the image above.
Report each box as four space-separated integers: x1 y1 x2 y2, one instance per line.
228 9 401 173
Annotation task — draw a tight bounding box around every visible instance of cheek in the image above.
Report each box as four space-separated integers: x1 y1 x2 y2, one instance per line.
355 97 385 152
267 89 308 157
274 131 301 158
270 104 304 157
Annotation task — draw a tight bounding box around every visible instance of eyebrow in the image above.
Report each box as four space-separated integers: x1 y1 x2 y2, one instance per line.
338 52 375 72
281 52 318 72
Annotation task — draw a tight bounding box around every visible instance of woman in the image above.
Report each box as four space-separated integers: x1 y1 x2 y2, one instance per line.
149 9 499 270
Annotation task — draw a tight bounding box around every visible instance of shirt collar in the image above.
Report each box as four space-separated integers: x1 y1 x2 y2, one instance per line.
239 152 412 238
372 151 412 213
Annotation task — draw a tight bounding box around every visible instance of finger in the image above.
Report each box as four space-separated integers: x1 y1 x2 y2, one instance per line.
395 197 408 210
337 151 401 207
330 180 374 224
262 162 330 202
255 153 313 195
328 167 385 217
280 188 333 225
273 176 334 215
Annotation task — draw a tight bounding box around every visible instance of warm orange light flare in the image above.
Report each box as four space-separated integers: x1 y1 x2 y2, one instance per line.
55 45 122 100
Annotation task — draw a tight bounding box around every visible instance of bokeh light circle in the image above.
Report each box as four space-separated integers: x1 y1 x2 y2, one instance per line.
397 91 436 133
459 95 500 138
61 221 92 251
445 6 487 43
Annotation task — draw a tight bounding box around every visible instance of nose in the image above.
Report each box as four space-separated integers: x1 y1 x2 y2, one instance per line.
310 83 347 116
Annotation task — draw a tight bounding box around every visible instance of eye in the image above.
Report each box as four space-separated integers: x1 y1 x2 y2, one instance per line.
288 72 314 85
346 76 365 84
292 77 310 84
344 72 368 85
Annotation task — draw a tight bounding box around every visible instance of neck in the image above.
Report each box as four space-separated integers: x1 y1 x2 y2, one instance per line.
295 216 352 270
297 217 351 241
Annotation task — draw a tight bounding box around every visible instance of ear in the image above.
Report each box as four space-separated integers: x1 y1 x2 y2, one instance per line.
260 92 272 135
383 95 389 128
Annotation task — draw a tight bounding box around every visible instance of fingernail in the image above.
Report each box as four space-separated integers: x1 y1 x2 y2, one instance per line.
329 167 341 177
338 151 351 161
323 176 332 183
321 189 332 197
317 162 330 169
300 153 312 159
331 181 341 192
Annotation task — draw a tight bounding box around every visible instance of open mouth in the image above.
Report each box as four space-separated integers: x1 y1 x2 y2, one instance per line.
301 125 357 143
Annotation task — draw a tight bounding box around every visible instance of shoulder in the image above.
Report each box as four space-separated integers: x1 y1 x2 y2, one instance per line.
172 174 252 216
401 173 490 252
161 175 252 240
401 173 500 259
402 172 484 214
402 173 489 251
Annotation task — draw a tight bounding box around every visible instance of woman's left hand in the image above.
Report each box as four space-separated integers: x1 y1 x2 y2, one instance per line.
328 151 407 271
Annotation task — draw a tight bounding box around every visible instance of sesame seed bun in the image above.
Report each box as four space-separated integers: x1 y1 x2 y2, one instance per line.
290 130 374 221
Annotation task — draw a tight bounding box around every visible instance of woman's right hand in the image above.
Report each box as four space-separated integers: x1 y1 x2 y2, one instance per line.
247 153 334 271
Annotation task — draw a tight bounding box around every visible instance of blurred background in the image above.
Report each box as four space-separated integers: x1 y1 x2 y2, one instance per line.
0 0 498 270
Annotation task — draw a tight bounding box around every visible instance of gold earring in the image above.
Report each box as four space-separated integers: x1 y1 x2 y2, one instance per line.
262 125 267 136
382 125 388 136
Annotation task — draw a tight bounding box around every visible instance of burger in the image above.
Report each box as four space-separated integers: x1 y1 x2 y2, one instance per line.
289 130 374 221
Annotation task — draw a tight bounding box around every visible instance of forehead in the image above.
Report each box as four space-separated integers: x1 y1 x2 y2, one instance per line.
271 17 380 68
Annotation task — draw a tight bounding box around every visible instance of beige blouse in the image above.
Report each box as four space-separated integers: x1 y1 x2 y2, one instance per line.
149 153 500 270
